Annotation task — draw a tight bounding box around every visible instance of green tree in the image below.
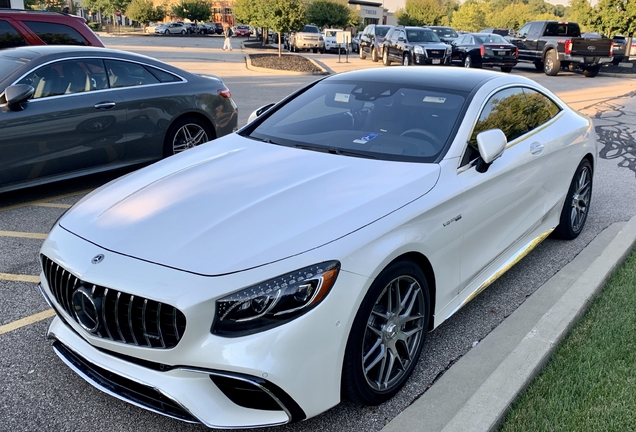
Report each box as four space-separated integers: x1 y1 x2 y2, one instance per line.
170 0 211 23
233 0 260 26
305 0 353 29
565 0 594 29
590 0 634 36
125 0 164 29
488 2 533 29
451 0 487 32
84 0 132 25
396 0 449 26
25 0 66 11
262 0 306 56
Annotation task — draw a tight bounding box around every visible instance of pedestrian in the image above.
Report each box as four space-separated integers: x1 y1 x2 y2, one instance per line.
223 24 233 51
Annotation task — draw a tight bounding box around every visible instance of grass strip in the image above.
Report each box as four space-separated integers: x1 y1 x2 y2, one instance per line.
499 248 636 431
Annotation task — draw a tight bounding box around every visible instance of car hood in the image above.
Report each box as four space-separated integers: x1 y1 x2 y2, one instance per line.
60 135 440 276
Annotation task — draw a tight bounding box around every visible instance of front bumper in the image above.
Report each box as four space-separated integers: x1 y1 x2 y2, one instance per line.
295 40 324 50
414 54 450 65
39 226 367 428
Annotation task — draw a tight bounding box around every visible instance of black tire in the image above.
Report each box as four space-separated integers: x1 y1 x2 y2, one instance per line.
320 48 325 54
342 260 430 406
312 48 318 53
543 50 560 76
501 66 513 73
534 61 544 71
403 53 411 66
181 29 186 34
163 117 213 157
360 47 367 59
371 47 379 62
464 55 472 68
552 159 593 240
382 48 391 66
582 65 600 77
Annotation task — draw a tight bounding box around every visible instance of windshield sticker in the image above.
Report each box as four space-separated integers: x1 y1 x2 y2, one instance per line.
334 93 350 103
353 133 381 144
423 96 446 104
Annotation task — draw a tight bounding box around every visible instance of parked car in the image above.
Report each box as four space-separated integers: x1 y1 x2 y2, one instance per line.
508 21 612 77
359 24 392 62
382 26 451 66
0 9 103 49
196 23 213 34
428 26 459 43
39 66 596 429
351 33 360 53
214 22 223 35
0 45 237 193
155 22 187 34
611 35 627 64
450 33 518 72
234 25 250 37
323 28 345 53
144 22 162 34
289 25 324 53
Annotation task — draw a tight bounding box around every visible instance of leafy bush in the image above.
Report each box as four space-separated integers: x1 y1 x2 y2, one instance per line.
87 22 101 31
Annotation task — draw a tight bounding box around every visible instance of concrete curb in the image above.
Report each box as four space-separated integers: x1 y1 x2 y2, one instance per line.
382 214 636 432
245 53 329 75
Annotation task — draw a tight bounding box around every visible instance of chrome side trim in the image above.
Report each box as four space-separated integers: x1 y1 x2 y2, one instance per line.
447 228 554 319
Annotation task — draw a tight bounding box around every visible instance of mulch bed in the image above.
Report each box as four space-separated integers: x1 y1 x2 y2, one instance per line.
601 60 635 75
249 53 324 73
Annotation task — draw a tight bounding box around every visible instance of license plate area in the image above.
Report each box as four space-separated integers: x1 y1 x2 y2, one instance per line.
432 59 441 64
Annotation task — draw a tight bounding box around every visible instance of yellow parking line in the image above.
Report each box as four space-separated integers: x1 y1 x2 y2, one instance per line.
32 203 73 209
0 273 40 283
0 188 93 212
0 309 55 336
0 230 47 239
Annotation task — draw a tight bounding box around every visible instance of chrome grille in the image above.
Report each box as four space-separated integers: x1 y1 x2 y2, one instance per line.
41 255 186 349
426 49 445 58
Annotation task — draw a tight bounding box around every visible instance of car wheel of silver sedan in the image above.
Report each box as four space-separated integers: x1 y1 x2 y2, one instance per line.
342 260 429 405
553 159 592 240
164 118 213 156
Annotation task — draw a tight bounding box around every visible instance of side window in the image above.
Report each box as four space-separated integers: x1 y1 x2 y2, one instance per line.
529 23 544 37
0 20 27 49
517 23 531 37
146 66 182 83
18 59 108 99
522 88 561 130
105 60 160 88
23 21 88 46
465 87 529 163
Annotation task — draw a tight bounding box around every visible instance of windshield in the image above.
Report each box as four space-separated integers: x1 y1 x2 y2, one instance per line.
433 28 458 38
0 56 29 82
407 30 441 43
376 26 391 37
246 80 466 162
302 26 320 33
325 30 339 37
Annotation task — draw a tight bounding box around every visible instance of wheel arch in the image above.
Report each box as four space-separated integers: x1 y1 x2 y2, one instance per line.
384 251 437 331
163 112 217 157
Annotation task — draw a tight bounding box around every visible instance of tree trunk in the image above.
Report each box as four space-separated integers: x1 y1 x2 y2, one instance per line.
278 32 282 57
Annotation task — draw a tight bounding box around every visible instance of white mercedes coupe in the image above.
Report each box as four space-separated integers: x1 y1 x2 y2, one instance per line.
39 67 596 428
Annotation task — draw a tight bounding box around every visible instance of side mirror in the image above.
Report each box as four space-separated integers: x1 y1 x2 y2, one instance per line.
398 37 405 42
475 129 506 173
2 84 34 111
247 103 275 124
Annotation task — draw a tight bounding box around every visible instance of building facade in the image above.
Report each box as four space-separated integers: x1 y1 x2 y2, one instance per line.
348 0 396 27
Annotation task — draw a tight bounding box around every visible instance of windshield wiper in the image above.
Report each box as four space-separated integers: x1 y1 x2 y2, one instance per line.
293 143 377 159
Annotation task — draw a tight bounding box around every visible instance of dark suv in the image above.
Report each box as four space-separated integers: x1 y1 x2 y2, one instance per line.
359 24 392 62
0 9 103 49
382 26 451 66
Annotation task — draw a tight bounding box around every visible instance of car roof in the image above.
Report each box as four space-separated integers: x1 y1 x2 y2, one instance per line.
325 67 503 94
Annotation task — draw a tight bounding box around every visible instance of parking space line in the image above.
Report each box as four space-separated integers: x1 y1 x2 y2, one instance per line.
0 230 47 239
32 203 73 209
0 309 55 336
0 273 40 283
0 188 93 212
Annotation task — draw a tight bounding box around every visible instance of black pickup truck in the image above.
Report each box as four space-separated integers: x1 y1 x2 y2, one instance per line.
509 21 613 77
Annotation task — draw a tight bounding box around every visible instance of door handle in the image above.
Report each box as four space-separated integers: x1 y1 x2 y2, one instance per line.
530 142 544 155
94 102 116 109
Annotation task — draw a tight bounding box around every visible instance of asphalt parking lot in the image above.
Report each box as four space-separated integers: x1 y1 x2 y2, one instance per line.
2 36 636 432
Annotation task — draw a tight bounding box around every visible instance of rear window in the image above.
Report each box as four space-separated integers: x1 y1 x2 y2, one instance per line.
432 27 458 38
23 21 88 46
475 34 508 44
544 22 580 37
248 80 466 163
0 20 27 49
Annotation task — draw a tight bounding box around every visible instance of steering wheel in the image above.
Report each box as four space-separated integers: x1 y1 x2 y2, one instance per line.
400 128 440 154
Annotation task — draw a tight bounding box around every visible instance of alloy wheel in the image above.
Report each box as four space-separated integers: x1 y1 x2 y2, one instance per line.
570 165 591 233
361 275 425 392
172 123 209 153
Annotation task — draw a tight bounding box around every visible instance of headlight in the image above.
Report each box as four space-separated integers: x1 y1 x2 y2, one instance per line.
212 261 340 337
319 36 324 41
414 45 424 54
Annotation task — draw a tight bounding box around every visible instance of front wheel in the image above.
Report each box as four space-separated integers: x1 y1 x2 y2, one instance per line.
371 47 379 62
164 117 213 157
403 53 411 66
360 47 367 59
342 260 430 405
382 48 391 66
552 159 593 240
582 65 600 77
543 50 560 76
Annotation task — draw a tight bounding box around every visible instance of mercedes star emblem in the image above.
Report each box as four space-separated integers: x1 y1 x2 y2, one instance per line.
91 254 105 264
72 286 102 333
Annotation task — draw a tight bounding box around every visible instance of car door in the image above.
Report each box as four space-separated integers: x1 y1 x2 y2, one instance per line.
525 22 543 59
450 35 466 63
456 86 550 295
511 23 533 59
0 59 127 188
